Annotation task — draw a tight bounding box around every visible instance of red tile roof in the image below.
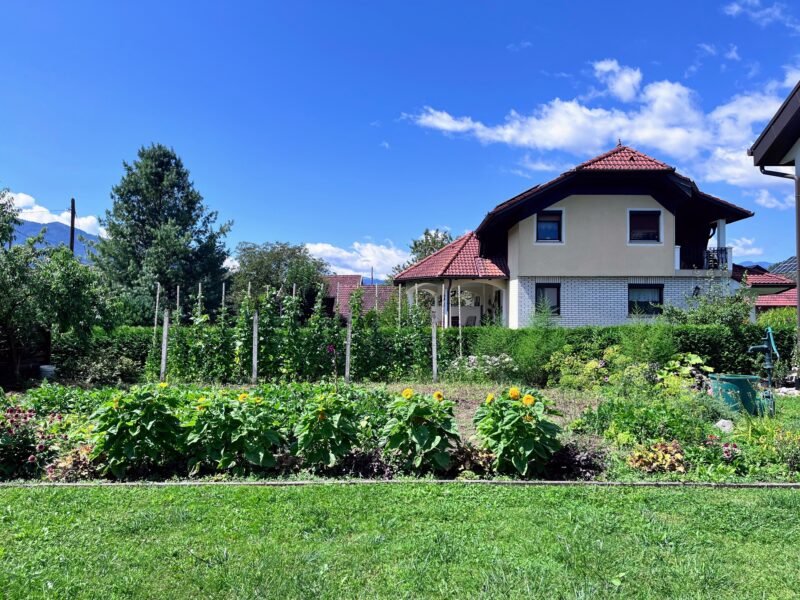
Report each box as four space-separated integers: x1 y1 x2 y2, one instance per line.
746 273 796 286
322 275 395 318
575 145 674 171
756 288 797 308
393 232 509 282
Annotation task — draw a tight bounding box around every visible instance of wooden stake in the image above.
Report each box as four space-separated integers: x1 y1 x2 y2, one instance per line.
398 283 402 327
431 315 438 383
221 281 226 308
197 282 202 314
176 285 180 320
441 283 445 327
251 310 259 384
69 197 76 254
153 282 161 345
345 317 352 383
159 309 169 382
247 281 251 298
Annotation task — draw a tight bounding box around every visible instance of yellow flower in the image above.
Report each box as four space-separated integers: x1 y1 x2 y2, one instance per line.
158 382 168 389
485 393 495 405
433 391 444 402
508 387 521 400
253 396 263 404
198 396 206 403
401 388 414 399
522 394 535 406
112 398 120 410
523 414 533 422
238 393 249 402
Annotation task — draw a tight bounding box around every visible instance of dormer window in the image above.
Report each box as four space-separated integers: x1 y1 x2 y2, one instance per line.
628 210 661 243
536 210 563 243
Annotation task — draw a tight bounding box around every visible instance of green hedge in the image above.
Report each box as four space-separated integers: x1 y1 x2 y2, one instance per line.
52 322 796 386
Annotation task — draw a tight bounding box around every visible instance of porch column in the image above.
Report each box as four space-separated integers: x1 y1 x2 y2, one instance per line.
444 279 452 328
716 219 727 249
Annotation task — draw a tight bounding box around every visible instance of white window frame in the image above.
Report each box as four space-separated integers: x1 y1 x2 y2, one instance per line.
534 208 566 245
627 208 664 246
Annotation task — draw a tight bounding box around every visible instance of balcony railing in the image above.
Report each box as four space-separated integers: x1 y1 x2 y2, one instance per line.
676 246 732 271
704 247 732 270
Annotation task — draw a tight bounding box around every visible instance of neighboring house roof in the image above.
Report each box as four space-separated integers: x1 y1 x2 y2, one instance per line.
746 273 795 286
770 256 798 279
749 79 800 166
322 274 394 318
755 288 797 309
475 145 753 257
731 263 768 282
393 231 509 282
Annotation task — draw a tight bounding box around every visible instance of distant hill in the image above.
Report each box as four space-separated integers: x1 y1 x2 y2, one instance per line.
11 220 99 261
738 261 772 270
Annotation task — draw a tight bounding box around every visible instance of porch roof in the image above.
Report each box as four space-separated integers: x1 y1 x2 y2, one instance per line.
393 232 508 282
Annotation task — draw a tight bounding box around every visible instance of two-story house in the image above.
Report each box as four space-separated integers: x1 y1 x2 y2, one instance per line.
394 145 753 328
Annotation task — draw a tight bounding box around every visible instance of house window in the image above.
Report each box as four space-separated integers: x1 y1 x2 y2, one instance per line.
628 284 663 315
536 210 563 242
629 210 661 243
535 283 561 315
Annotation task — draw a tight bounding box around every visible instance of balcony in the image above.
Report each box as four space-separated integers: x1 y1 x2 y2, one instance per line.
675 246 732 271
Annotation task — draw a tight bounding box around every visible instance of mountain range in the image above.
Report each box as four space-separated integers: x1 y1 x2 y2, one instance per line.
11 220 99 261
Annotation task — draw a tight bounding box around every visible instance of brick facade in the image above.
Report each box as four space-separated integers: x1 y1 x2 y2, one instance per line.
515 276 730 327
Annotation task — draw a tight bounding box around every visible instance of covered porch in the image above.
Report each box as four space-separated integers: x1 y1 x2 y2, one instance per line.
403 279 508 327
393 231 510 328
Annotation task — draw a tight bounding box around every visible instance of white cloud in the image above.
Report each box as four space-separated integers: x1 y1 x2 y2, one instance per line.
592 59 643 102
730 236 764 257
305 241 410 279
223 256 240 272
724 0 800 32
407 59 798 188
379 140 390 150
725 45 741 61
752 189 796 209
506 41 532 52
698 43 717 56
9 191 105 236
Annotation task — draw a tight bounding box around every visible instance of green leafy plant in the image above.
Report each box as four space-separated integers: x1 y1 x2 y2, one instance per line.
294 391 360 468
627 440 686 473
381 388 460 473
473 387 561 476
186 391 283 474
90 384 185 478
0 405 58 479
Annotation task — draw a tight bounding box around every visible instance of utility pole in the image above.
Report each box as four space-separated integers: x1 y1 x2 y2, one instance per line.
69 198 76 254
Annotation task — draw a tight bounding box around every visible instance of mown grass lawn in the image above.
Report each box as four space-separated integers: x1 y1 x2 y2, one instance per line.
1 484 799 599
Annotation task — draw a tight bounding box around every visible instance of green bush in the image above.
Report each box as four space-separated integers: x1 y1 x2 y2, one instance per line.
186 391 283 474
53 326 152 384
473 387 561 476
90 384 185 478
294 391 360 469
381 388 460 473
758 307 796 329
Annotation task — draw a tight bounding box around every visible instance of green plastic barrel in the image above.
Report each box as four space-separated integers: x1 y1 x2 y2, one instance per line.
709 374 764 415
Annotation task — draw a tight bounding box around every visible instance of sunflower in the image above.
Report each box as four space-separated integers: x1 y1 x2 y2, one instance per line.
433 391 444 402
485 393 495 405
158 382 168 389
238 392 249 402
508 387 521 400
401 388 414 399
523 414 533 422
522 394 535 406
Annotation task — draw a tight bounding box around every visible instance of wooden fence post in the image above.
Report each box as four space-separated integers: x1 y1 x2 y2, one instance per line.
431 316 438 383
153 282 161 345
398 283 402 327
344 317 352 383
159 309 169 382
251 310 259 384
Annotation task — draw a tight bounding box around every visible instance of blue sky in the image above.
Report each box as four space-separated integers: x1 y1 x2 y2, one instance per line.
2 0 800 276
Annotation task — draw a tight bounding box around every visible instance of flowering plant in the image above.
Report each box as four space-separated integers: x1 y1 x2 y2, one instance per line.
473 387 561 476
0 405 58 479
381 388 460 473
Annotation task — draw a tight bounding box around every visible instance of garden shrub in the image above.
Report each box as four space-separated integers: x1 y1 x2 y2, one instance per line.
53 326 152 384
294 391 360 469
473 387 561 477
90 384 185 478
627 440 686 473
443 353 518 383
381 388 460 473
186 391 283 474
0 405 59 479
